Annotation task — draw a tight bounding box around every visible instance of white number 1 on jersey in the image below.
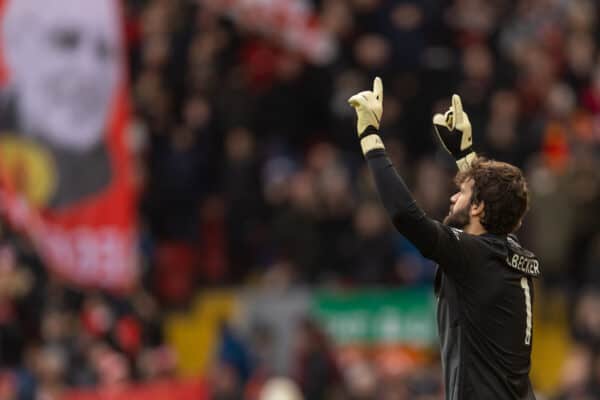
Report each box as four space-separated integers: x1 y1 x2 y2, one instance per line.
520 277 532 345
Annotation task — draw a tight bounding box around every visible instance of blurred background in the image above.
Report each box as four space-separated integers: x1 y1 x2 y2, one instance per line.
0 0 600 399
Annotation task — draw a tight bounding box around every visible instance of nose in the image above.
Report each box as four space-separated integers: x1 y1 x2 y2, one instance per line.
450 192 459 203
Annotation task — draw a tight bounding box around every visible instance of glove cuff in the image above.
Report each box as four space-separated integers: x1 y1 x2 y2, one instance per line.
456 152 476 172
360 134 385 156
358 125 380 139
456 146 474 160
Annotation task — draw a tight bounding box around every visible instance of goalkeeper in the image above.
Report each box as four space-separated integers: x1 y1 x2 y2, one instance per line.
349 78 539 400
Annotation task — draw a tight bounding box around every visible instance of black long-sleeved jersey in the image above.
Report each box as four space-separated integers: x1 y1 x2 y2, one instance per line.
366 149 539 400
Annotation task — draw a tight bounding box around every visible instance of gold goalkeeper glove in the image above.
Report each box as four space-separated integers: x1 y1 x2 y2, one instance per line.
348 77 385 156
432 94 476 171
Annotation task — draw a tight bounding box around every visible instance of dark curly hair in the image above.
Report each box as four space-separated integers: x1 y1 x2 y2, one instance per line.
455 158 529 235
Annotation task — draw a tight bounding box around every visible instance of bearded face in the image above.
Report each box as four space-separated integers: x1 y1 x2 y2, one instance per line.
443 178 476 230
443 199 472 229
3 0 121 152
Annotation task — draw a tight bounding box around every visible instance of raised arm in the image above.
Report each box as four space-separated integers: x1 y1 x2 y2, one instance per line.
348 78 468 269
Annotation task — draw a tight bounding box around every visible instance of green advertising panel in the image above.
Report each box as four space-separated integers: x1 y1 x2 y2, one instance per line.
311 288 437 346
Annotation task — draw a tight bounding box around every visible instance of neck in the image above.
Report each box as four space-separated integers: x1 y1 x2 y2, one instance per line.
464 220 487 236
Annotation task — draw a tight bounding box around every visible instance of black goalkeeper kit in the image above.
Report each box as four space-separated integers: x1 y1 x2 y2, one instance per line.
366 149 539 400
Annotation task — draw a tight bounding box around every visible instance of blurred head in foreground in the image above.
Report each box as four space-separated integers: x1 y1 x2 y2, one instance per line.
259 377 303 400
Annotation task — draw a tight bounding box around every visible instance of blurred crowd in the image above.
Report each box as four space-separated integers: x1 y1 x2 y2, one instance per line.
0 222 176 399
2 0 600 398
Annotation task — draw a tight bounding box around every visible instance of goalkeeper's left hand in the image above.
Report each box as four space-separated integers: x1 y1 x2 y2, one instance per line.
348 77 385 155
432 94 476 171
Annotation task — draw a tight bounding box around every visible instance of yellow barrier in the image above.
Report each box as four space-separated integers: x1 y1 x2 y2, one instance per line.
530 286 569 395
165 290 238 376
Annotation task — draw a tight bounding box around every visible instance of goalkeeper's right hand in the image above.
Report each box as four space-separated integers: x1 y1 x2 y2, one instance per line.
432 94 476 171
348 77 385 156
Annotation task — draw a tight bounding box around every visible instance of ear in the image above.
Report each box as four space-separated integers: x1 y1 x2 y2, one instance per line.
470 201 485 218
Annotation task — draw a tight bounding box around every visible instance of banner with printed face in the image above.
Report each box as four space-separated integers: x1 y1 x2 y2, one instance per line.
0 0 137 291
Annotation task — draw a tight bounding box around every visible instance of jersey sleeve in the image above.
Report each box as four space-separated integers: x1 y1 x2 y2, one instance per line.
365 150 470 279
